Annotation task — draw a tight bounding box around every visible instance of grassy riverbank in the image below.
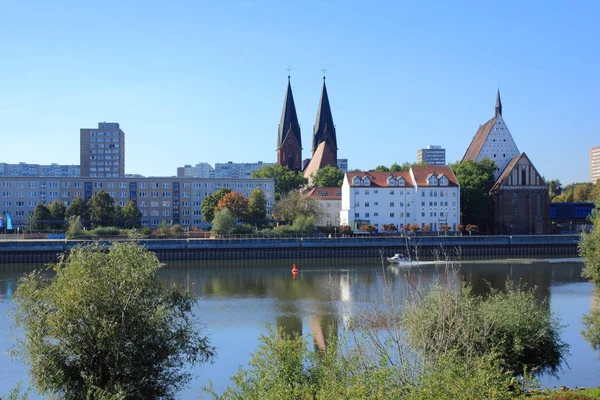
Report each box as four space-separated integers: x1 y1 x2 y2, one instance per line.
524 388 600 399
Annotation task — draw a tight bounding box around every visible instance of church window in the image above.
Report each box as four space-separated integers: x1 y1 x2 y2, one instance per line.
536 193 542 218
521 169 527 185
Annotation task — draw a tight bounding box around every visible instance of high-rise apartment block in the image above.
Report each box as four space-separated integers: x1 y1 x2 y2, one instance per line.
591 146 600 183
417 145 446 166
177 163 215 178
214 161 273 178
337 159 348 172
80 122 125 178
0 162 80 177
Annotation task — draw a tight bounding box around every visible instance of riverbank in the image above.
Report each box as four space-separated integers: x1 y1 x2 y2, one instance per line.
0 234 581 263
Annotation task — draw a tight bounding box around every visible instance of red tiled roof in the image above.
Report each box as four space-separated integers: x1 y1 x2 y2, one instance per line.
462 116 497 162
307 186 342 200
345 171 414 187
410 165 460 187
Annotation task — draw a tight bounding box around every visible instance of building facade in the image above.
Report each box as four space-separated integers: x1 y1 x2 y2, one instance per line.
591 146 600 183
417 145 446 166
177 163 215 178
340 166 460 231
337 159 348 172
0 176 274 229
0 162 80 177
214 161 274 178
307 187 341 227
80 122 125 178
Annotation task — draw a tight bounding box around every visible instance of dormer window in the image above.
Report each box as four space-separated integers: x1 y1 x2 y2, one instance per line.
439 175 449 186
428 175 438 186
387 177 395 186
353 177 361 186
363 177 371 186
398 177 405 186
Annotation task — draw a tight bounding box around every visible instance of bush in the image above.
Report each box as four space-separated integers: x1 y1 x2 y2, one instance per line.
88 227 121 236
13 242 215 399
360 224 377 233
212 208 237 235
66 216 83 238
171 224 184 233
291 215 316 233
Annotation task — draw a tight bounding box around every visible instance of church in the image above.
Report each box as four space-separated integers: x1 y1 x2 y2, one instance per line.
276 76 338 183
462 91 550 234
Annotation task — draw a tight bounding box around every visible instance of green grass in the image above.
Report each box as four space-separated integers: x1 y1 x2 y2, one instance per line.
523 388 600 399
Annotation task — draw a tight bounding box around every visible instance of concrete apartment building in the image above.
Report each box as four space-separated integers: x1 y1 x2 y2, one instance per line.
0 176 275 229
0 162 80 177
307 187 341 227
214 161 274 178
417 145 446 166
80 122 125 178
177 163 215 178
340 166 460 232
591 146 600 183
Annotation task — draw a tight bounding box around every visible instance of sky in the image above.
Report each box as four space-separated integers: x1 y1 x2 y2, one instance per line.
0 0 598 185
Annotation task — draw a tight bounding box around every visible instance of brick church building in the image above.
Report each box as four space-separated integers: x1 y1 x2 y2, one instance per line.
462 91 550 234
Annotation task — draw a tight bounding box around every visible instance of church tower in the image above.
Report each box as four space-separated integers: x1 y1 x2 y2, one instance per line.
277 77 303 172
312 77 338 162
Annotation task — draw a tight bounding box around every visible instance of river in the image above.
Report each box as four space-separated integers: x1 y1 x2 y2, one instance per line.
0 257 597 398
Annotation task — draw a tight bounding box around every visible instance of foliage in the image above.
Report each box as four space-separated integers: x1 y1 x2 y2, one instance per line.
273 190 322 223
403 280 567 376
65 195 89 222
312 165 344 187
339 225 353 235
157 221 170 235
247 188 267 225
374 165 390 172
212 208 237 235
201 188 232 223
48 200 67 230
581 205 600 285
66 216 83 238
87 190 116 227
547 178 562 201
13 242 215 399
171 224 184 233
422 224 431 232
31 202 51 231
360 224 377 233
554 181 600 203
87 227 121 236
373 162 429 172
121 201 142 228
217 192 249 221
466 224 478 235
451 158 496 232
382 223 398 232
291 215 316 233
251 164 307 200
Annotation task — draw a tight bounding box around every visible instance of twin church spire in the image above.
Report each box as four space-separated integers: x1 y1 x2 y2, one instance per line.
277 76 338 172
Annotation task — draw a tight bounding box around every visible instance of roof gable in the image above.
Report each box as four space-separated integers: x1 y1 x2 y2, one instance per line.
492 152 546 191
410 166 460 187
345 171 413 188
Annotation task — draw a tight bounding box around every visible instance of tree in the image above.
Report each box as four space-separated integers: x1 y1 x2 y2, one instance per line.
273 190 322 223
212 208 237 235
312 165 344 187
247 188 267 225
252 165 307 200
390 163 402 172
31 202 51 231
122 201 142 228
13 242 215 399
339 225 353 236
217 192 249 221
66 216 83 238
113 204 123 227
201 188 232 223
87 190 116 227
547 178 562 201
47 200 66 231
374 165 390 172
65 195 89 222
451 158 496 232
360 224 377 233
440 224 451 235
382 224 398 232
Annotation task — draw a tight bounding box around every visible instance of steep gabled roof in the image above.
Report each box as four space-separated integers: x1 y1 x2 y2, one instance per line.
277 78 302 148
491 152 545 192
313 78 337 153
462 116 497 162
303 141 337 184
307 186 342 200
410 165 460 187
345 171 414 188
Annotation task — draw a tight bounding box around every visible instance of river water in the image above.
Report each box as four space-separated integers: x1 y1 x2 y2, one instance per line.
0 257 597 398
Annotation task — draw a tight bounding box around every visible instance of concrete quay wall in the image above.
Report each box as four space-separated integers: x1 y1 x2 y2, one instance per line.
0 235 581 264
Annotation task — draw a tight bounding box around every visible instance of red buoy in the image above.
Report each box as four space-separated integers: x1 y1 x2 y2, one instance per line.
292 264 298 273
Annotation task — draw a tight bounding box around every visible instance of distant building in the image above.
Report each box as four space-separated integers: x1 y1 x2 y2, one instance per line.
177 163 215 178
340 166 460 232
80 122 125 178
0 176 275 229
307 187 341 226
214 161 274 178
417 145 446 166
0 162 80 177
591 146 600 183
337 159 348 172
462 91 549 234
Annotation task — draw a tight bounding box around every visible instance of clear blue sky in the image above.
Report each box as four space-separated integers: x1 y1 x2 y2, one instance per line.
0 0 598 185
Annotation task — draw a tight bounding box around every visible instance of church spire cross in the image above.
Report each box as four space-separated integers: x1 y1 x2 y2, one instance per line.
321 67 327 79
286 66 292 80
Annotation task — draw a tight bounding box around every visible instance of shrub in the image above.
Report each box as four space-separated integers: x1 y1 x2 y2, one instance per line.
291 215 316 233
339 225 353 235
171 224 183 233
359 224 377 233
66 216 83 238
212 208 237 235
88 227 120 236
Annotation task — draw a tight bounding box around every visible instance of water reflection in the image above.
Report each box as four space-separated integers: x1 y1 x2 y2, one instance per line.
0 258 594 397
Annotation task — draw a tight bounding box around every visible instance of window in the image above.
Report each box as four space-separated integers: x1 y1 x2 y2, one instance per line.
163 210 171 216
363 178 370 185
364 202 369 207
94 182 103 188
151 201 159 207
365 190 369 195
355 213 360 218
390 202 394 207
140 201 147 207
162 183 171 188
163 201 171 207
365 213 369 217
151 210 159 216
390 212 395 217
107 182 115 188
152 183 159 189
182 183 190 188
139 183 147 189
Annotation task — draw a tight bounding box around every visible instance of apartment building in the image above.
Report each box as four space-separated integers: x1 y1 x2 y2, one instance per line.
177 163 215 178
80 122 125 178
0 162 80 177
340 166 460 231
591 146 600 183
0 176 275 229
307 187 341 227
417 145 446 166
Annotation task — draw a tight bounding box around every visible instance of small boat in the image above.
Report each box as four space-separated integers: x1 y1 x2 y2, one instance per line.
386 254 413 265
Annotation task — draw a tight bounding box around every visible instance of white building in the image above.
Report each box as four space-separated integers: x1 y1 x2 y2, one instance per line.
214 161 274 178
307 187 341 227
340 166 460 231
591 146 600 183
177 163 215 178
